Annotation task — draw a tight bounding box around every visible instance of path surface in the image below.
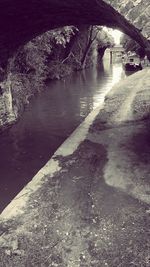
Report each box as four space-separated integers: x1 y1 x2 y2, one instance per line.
0 68 150 267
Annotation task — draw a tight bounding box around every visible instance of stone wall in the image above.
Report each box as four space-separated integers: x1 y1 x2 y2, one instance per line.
105 0 150 39
0 0 149 66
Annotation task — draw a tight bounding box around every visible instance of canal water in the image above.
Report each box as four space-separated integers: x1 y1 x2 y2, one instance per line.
0 60 125 212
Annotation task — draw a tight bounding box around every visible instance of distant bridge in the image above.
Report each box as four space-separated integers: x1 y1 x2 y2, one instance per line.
109 46 125 62
110 46 125 53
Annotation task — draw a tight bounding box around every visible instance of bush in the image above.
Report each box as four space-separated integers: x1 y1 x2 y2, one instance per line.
47 60 72 80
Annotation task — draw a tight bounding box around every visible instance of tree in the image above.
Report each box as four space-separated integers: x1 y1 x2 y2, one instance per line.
63 26 115 69
79 26 100 68
121 34 146 58
80 26 114 68
96 28 115 59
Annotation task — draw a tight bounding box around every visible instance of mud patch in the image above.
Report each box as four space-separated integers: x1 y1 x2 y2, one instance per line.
122 121 150 164
0 139 149 266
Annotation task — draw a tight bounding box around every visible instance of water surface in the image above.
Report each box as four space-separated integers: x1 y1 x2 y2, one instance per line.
0 61 125 212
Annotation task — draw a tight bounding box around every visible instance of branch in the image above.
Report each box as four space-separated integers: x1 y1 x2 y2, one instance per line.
61 52 72 64
62 51 81 65
88 26 94 43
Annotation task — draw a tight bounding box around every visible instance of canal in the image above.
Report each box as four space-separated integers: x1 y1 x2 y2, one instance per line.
0 60 125 212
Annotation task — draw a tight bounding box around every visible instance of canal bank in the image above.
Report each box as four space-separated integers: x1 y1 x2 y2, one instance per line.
0 68 150 266
0 62 125 212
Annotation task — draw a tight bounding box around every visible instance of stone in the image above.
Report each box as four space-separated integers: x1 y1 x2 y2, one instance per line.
12 249 25 256
104 0 150 39
5 249 11 256
0 0 149 66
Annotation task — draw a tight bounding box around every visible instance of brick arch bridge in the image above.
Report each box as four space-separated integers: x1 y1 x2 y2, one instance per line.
0 0 149 64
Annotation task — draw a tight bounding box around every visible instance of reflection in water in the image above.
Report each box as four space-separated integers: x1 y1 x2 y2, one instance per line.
0 61 125 211
112 64 125 86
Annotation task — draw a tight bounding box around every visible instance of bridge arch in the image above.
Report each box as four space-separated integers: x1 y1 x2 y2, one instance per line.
0 0 149 64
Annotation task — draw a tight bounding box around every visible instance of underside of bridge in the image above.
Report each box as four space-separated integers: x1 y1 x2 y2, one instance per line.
0 0 150 65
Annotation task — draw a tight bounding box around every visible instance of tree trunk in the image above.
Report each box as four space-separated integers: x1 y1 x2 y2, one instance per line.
63 29 79 61
80 41 93 69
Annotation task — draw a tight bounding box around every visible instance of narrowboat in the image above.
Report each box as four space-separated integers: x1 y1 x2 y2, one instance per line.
123 53 142 71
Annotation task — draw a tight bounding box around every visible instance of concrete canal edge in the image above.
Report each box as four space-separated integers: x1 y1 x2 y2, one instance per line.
0 67 150 221
0 68 150 266
0 98 106 220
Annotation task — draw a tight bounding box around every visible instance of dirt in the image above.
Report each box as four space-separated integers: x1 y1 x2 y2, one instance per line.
0 69 150 267
0 139 149 266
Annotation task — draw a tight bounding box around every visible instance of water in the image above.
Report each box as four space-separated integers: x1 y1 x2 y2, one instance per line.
0 61 125 212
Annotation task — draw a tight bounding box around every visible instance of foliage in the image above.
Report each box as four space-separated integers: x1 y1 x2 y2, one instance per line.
28 26 76 57
63 26 115 69
10 26 76 79
47 60 72 80
121 34 146 58
4 25 115 119
50 26 77 47
96 27 115 48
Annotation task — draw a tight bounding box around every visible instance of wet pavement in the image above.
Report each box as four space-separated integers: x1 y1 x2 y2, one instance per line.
0 68 150 266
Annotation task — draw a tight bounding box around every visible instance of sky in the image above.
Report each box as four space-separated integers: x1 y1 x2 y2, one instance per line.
110 29 123 45
103 27 123 45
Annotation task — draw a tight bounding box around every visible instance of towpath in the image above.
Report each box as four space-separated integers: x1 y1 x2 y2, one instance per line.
0 68 150 267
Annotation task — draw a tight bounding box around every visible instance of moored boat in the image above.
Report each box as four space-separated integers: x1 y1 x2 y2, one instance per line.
123 53 142 71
